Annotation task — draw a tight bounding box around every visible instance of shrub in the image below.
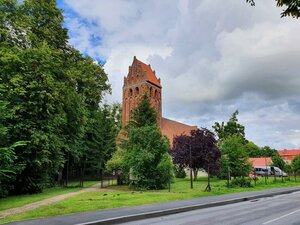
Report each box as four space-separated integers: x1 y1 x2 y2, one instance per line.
229 177 253 188
174 165 186 178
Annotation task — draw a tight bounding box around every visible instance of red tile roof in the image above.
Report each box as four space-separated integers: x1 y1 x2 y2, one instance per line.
135 58 161 88
161 117 197 145
278 149 300 156
249 158 272 167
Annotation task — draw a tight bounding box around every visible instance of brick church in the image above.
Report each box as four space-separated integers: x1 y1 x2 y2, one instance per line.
121 56 197 144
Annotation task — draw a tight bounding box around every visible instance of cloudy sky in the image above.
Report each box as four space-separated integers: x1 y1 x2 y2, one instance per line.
56 0 300 150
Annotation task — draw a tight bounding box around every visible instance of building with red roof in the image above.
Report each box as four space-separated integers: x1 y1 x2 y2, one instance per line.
249 158 272 167
121 56 197 144
277 149 300 164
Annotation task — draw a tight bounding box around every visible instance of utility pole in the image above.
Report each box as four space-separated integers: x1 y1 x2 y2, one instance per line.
189 140 193 189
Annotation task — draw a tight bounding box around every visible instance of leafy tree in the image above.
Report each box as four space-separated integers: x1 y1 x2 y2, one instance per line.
170 128 221 190
122 125 173 189
244 141 261 157
0 0 112 195
122 95 173 189
260 146 278 157
246 0 300 18
82 106 119 183
271 153 286 170
0 83 26 197
220 135 252 178
106 147 124 184
195 129 221 191
213 110 246 143
291 156 300 176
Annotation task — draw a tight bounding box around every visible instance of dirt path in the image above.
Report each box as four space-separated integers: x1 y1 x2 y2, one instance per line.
0 182 116 219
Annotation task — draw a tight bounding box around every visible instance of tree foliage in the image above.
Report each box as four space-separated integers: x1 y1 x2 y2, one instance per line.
291 156 300 174
271 153 286 170
0 0 117 196
170 128 221 180
246 0 300 18
220 135 252 178
213 110 245 143
129 94 157 128
244 141 261 157
121 94 173 189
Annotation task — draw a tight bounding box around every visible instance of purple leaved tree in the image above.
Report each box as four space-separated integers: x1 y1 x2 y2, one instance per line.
170 128 221 191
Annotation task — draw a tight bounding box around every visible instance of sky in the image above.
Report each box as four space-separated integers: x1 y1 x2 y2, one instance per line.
56 0 300 150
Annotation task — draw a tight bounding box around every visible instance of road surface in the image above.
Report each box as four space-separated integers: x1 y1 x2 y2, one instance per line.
121 191 300 225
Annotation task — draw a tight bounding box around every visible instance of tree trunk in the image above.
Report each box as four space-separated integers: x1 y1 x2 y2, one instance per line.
190 167 193 189
205 167 211 192
193 169 198 181
66 152 69 187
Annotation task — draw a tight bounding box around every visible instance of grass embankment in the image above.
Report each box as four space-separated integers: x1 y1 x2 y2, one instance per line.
0 181 98 212
1 177 300 224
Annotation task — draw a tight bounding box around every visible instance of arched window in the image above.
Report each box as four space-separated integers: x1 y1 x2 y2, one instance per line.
155 90 157 98
135 87 139 96
150 87 152 97
129 89 133 97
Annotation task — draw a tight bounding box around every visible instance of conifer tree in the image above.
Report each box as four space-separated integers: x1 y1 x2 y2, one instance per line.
122 94 173 189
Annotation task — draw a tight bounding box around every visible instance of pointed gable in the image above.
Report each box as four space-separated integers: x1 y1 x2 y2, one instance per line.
133 56 161 88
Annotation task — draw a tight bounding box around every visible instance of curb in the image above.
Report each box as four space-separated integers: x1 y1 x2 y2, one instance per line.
76 188 300 225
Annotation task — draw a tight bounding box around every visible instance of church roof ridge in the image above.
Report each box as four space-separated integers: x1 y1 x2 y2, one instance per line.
161 117 197 128
133 56 161 88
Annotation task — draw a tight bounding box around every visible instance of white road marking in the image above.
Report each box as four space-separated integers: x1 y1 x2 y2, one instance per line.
262 208 300 224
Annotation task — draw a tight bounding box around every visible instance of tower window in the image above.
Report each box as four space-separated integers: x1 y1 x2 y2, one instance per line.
136 87 139 96
129 89 133 97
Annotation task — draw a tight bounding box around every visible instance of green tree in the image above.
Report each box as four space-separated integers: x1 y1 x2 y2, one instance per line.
122 125 172 189
122 95 173 189
0 0 112 195
291 156 300 176
244 141 260 157
213 110 246 143
129 94 157 128
220 135 252 178
271 154 286 170
260 146 278 157
81 106 119 184
0 83 26 197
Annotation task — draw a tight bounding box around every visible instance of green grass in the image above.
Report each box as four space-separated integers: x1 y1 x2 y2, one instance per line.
0 181 98 212
1 177 300 224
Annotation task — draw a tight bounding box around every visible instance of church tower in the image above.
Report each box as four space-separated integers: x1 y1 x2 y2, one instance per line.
122 56 162 127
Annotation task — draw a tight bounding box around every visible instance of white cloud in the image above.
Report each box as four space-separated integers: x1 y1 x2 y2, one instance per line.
60 0 300 149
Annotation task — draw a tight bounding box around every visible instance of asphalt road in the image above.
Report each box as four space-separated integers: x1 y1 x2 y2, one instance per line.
121 191 300 225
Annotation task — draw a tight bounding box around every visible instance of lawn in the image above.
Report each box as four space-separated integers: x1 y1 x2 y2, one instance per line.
1 176 300 224
0 180 99 212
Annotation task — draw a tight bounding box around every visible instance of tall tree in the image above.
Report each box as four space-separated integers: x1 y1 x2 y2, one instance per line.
0 0 112 195
129 94 157 128
220 135 252 178
244 141 261 157
213 110 246 143
121 94 173 189
0 83 26 197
